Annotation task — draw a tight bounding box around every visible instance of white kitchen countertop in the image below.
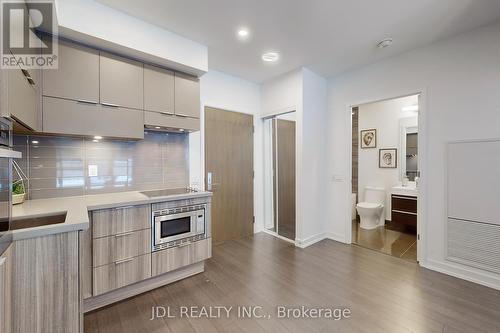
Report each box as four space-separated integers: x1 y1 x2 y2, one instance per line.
10 190 212 241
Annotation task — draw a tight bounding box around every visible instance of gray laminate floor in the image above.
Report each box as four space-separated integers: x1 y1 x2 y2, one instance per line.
84 232 500 333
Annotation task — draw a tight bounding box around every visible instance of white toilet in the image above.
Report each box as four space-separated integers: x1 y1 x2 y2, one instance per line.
356 186 386 230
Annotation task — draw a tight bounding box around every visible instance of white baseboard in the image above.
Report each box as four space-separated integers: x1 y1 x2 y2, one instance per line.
295 232 327 248
421 259 500 291
324 232 348 244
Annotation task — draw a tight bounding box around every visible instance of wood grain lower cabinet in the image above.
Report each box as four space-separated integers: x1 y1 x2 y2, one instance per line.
92 205 150 238
10 232 80 333
93 254 151 296
0 245 12 333
152 238 211 276
93 229 151 267
42 96 144 139
391 195 418 227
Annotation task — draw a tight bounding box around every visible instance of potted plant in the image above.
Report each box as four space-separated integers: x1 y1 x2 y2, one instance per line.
12 161 27 205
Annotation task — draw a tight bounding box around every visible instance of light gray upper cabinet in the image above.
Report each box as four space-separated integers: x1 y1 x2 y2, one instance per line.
144 111 200 131
42 96 144 139
100 52 144 110
144 64 174 114
42 38 99 103
6 64 39 130
174 72 200 118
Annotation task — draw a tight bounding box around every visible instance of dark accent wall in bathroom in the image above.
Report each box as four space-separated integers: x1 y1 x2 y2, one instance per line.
13 131 189 199
352 107 359 195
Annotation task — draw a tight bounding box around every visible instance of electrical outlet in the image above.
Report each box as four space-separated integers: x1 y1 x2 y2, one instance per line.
88 164 98 177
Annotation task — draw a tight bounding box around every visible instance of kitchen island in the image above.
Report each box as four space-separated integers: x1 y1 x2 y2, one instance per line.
7 189 212 333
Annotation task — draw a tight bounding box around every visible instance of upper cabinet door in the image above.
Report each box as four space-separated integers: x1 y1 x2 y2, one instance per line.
42 39 99 103
8 65 38 130
100 52 144 110
174 73 200 118
144 64 174 114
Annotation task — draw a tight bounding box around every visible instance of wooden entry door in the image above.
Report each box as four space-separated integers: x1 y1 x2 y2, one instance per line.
205 107 254 244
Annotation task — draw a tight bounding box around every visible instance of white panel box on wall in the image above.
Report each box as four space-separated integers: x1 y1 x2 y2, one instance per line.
447 140 500 226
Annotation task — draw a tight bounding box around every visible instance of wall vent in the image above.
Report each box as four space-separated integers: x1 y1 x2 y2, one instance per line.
447 218 500 274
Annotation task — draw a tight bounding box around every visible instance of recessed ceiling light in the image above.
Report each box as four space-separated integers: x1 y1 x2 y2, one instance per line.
94 135 102 140
377 38 393 49
262 52 279 62
155 126 161 129
237 28 249 39
31 140 39 144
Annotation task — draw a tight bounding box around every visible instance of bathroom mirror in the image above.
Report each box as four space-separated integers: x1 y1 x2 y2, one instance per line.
399 116 419 181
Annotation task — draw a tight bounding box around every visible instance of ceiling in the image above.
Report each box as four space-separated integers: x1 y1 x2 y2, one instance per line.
96 0 500 83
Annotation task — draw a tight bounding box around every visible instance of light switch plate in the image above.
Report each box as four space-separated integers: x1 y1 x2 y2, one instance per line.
88 164 98 177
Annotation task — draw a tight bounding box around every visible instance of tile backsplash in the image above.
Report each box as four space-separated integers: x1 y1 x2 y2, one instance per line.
14 131 189 200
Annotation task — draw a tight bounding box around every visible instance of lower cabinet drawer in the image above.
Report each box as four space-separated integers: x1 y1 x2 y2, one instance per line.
93 254 151 296
92 204 150 238
391 211 417 227
93 229 151 267
391 195 417 213
152 238 211 277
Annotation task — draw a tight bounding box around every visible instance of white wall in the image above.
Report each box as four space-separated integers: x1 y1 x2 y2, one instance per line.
53 0 207 75
190 70 263 232
357 95 418 220
326 21 500 289
300 69 328 245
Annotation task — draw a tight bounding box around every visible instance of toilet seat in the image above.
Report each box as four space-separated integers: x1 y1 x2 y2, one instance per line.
356 202 382 209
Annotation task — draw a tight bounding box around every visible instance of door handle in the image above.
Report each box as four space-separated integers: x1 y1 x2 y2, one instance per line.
207 172 212 191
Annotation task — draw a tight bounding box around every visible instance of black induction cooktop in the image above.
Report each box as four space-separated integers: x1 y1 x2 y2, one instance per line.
140 188 197 198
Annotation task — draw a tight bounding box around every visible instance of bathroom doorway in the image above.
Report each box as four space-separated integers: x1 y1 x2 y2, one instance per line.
351 95 419 261
263 111 296 242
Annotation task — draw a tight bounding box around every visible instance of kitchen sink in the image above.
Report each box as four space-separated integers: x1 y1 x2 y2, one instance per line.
11 212 67 230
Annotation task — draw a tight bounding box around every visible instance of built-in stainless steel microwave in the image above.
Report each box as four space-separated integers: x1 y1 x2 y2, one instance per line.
152 204 206 251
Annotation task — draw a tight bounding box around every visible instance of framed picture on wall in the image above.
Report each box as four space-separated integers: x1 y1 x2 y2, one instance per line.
360 129 377 148
379 148 398 168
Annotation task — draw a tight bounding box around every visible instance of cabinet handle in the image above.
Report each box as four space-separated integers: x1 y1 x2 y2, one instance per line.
392 195 417 200
160 111 174 116
114 205 135 210
115 232 134 238
177 241 192 248
392 209 417 216
115 257 134 265
175 113 189 118
101 102 120 108
77 99 98 105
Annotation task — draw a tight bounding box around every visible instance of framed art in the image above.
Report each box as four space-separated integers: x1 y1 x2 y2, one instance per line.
360 129 377 148
379 148 397 168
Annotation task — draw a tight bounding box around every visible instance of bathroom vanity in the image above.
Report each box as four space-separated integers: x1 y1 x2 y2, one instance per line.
391 185 418 228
